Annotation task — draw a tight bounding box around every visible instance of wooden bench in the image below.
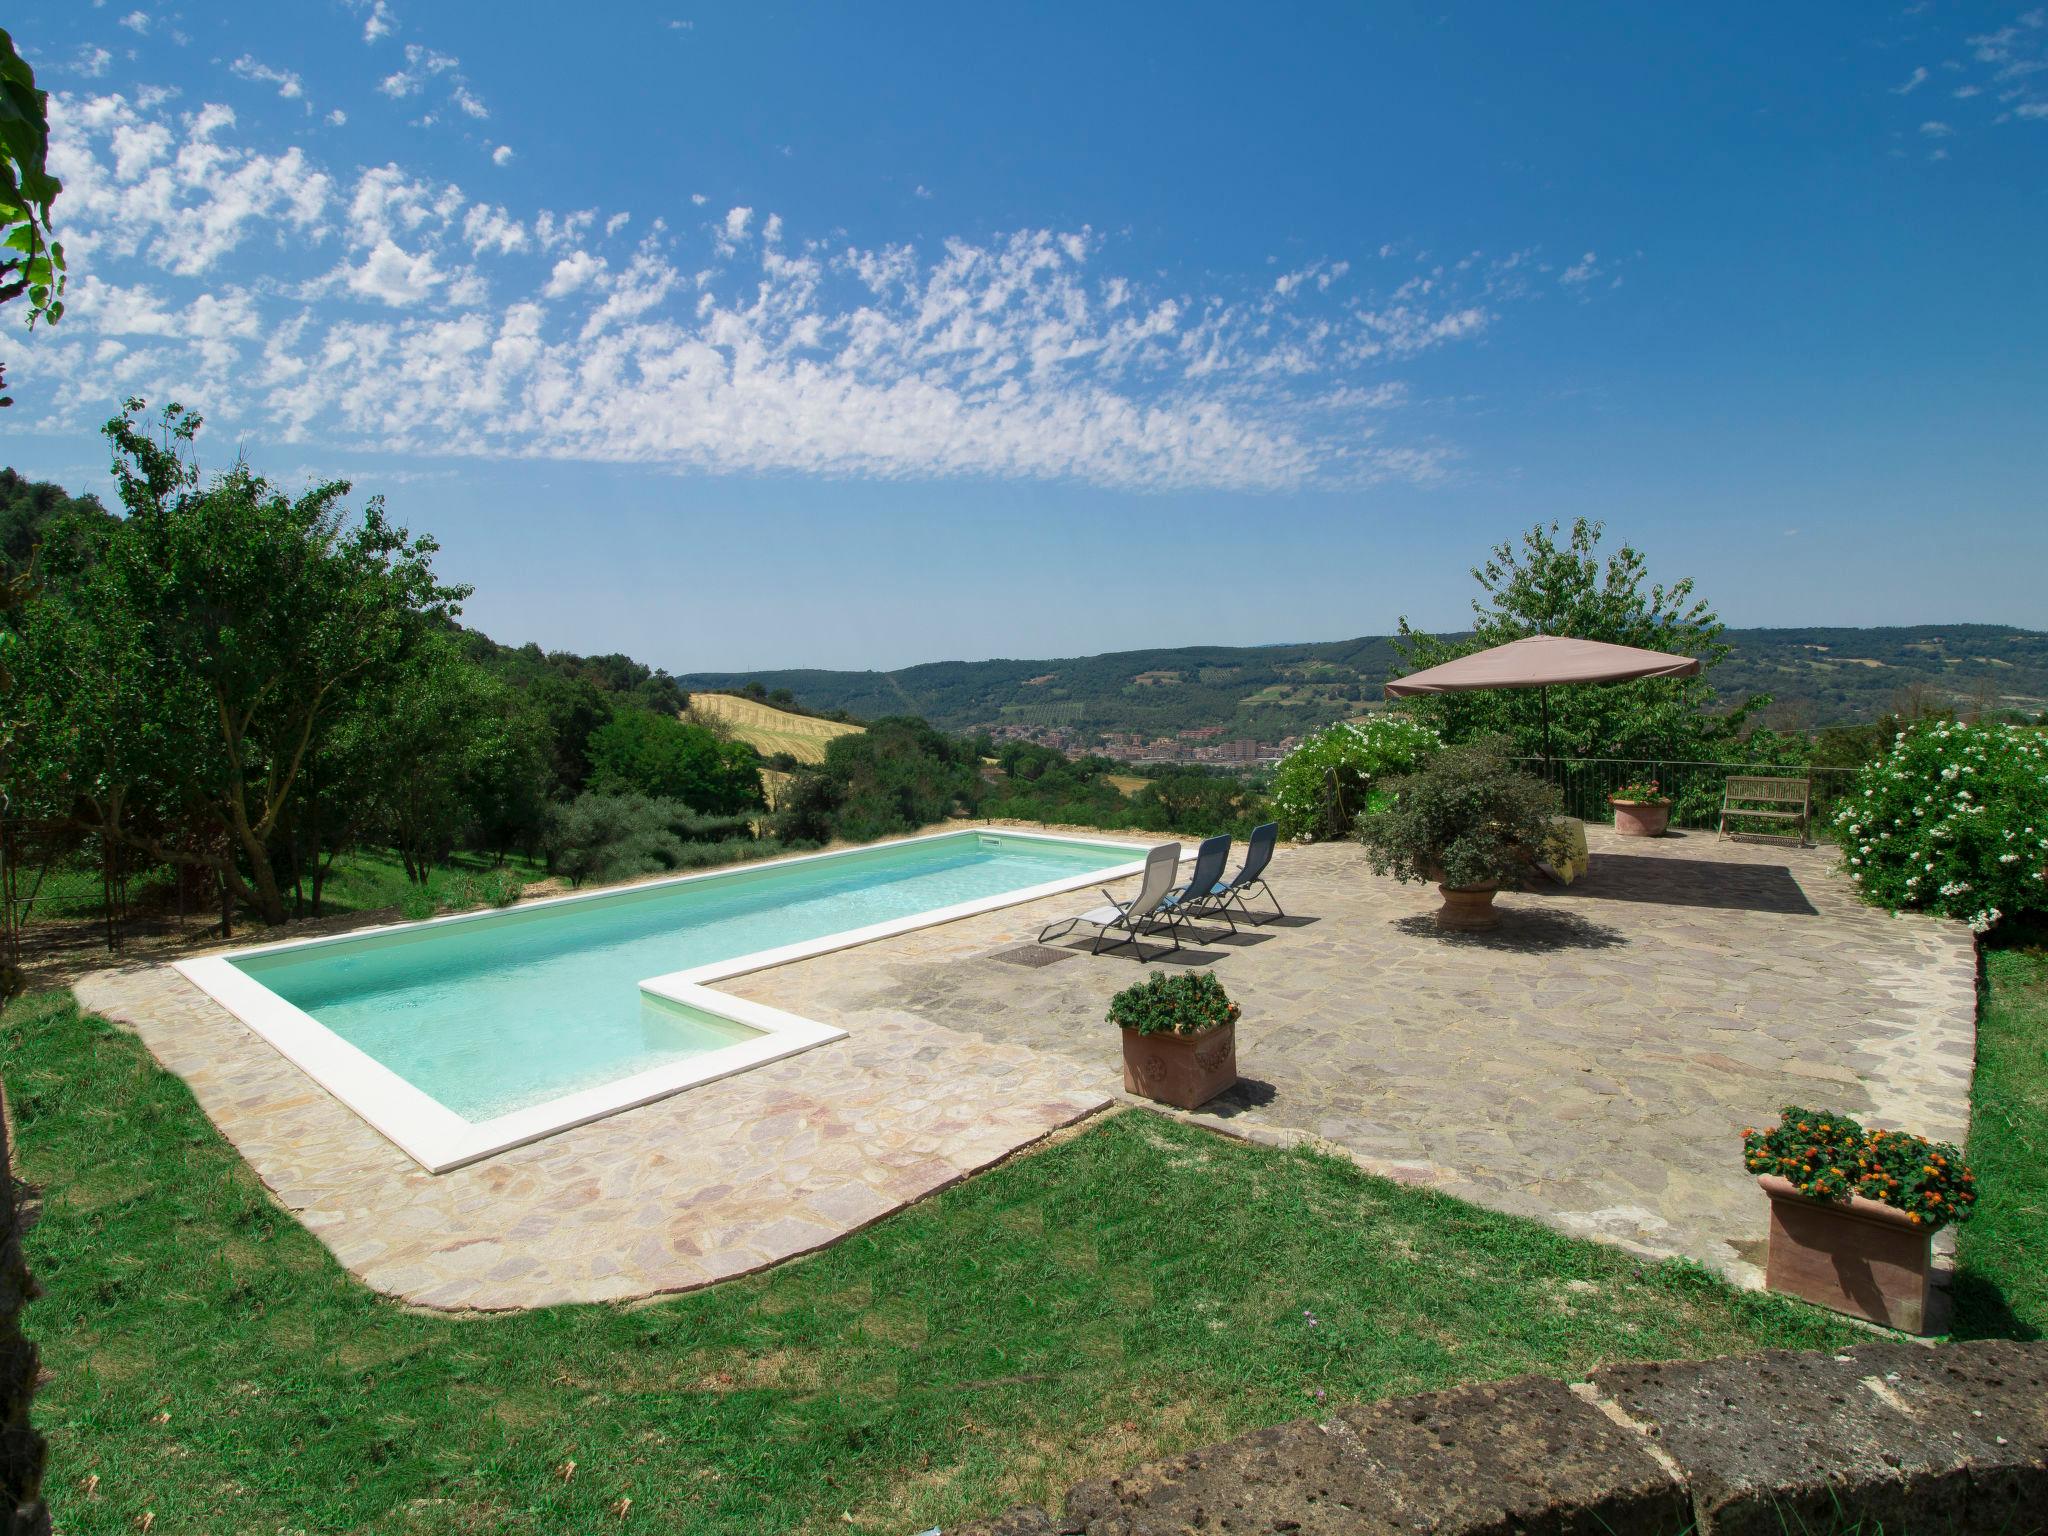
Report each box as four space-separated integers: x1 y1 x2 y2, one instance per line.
1718 775 1812 846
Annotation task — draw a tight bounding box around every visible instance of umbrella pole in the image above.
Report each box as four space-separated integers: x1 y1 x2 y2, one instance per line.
1540 686 1552 767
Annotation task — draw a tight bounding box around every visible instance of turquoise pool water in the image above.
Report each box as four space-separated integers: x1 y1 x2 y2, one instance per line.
231 832 1136 1123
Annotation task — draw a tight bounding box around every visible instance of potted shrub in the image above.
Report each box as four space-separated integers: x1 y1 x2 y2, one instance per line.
1109 971 1241 1110
1743 1105 1976 1334
1354 736 1568 932
1608 777 1672 838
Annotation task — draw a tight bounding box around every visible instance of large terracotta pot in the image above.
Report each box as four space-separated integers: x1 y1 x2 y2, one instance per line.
1121 1021 1238 1110
1758 1174 1934 1334
1609 798 1671 837
1426 866 1501 931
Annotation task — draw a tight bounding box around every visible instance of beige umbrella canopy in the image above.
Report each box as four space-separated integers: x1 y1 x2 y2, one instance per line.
1384 634 1702 759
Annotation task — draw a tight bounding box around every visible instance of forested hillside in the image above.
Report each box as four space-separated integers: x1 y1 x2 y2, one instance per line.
679 625 2048 741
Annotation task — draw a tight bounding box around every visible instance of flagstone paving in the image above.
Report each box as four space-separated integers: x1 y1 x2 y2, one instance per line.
724 827 1977 1287
74 825 1975 1307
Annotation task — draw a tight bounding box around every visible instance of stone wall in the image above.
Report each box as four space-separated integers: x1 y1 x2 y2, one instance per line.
0 1093 47 1536
962 1338 2048 1535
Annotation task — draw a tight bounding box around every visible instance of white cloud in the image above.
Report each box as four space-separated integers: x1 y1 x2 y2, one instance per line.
357 0 397 42
913 184 933 199
76 46 114 77
23 89 1577 492
119 10 149 33
229 55 306 104
328 109 348 126
1920 119 1956 136
453 84 488 120
379 71 419 99
335 236 445 306
1893 66 1929 93
491 143 514 167
543 250 606 298
1559 251 1598 284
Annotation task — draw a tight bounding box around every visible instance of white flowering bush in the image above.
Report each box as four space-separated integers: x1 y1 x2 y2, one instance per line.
1833 721 2048 933
1270 714 1440 841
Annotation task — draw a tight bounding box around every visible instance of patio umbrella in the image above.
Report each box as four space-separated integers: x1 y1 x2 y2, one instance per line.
1382 634 1701 761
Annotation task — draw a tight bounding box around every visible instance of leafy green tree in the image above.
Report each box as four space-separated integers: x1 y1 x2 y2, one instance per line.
12 400 467 923
1 468 110 574
360 637 550 883
2 27 67 407
1391 519 1766 761
777 716 983 843
585 706 764 814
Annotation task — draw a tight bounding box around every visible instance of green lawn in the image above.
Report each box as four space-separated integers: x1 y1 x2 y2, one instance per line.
1953 914 2048 1338
3 993 1860 1536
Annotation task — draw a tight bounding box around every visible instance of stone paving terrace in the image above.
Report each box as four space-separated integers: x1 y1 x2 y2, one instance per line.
77 826 1976 1309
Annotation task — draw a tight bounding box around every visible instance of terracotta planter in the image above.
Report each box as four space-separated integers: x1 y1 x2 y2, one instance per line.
1609 798 1671 837
1758 1174 1934 1334
1426 869 1501 932
1121 1021 1238 1110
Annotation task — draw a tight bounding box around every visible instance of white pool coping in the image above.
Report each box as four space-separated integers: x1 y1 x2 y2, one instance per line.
175 827 1155 1173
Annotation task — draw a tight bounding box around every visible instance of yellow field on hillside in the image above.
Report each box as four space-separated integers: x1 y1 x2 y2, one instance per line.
688 692 863 765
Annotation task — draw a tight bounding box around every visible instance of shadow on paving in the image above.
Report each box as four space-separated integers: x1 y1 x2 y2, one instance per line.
1391 909 1630 953
1561 854 1821 916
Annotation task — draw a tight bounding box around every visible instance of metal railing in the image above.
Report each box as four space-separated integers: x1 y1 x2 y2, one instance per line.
1515 758 1854 835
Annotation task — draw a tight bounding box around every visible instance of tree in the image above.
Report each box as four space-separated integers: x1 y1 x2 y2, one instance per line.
356 636 550 884
13 400 468 923
585 706 764 814
2 27 67 407
1390 519 1767 761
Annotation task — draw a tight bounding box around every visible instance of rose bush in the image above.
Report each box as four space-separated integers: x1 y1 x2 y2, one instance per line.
1269 714 1440 842
1832 720 2048 932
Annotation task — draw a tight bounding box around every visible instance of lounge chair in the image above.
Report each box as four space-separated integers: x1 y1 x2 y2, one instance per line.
1037 842 1183 958
1158 834 1237 935
1218 821 1284 922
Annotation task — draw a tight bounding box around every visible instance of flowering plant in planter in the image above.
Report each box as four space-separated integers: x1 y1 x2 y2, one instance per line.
1609 778 1669 804
1742 1105 1975 1232
1107 971 1240 1038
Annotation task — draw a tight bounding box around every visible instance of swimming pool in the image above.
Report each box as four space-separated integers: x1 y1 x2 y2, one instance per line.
177 829 1149 1171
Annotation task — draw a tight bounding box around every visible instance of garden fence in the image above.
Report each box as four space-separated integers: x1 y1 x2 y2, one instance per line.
1515 757 1855 835
0 818 222 976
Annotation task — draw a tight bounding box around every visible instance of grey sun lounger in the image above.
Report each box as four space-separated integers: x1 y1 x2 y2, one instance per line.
1037 842 1183 957
1158 833 1237 935
1218 821 1283 923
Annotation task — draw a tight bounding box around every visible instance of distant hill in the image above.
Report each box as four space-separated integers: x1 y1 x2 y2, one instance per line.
678 625 2048 743
687 692 864 764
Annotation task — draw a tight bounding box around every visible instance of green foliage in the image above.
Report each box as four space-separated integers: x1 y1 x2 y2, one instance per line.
1392 519 1764 761
354 635 552 881
0 466 110 573
1106 971 1241 1038
1833 720 2048 932
1269 716 1440 841
8 400 468 923
1355 736 1566 889
979 742 1268 837
585 706 764 814
543 791 776 887
777 716 983 843
1610 777 1669 804
1 27 66 410
1743 1105 1975 1234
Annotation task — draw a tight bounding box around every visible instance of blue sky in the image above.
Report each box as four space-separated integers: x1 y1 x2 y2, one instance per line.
7 2 2047 671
